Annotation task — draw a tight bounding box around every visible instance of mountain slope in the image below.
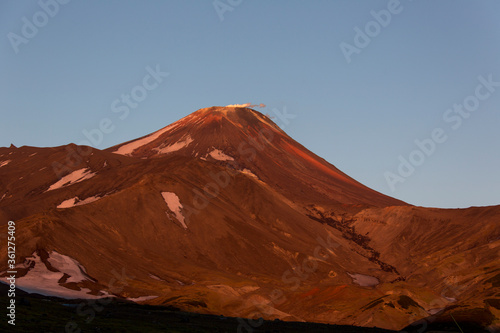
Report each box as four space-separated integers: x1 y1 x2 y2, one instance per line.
108 106 406 207
0 106 498 331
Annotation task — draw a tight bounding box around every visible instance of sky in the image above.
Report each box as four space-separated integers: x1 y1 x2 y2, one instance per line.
1 0 499 208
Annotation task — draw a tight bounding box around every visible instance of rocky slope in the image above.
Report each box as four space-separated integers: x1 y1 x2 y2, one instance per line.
0 106 498 331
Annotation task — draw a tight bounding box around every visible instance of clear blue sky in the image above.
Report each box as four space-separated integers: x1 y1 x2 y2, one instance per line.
1 0 499 208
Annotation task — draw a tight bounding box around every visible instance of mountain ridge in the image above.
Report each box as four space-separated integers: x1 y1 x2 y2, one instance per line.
106 106 406 207
0 106 498 331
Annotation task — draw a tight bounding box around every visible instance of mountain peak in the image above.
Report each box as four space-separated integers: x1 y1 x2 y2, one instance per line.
193 105 253 118
198 105 252 112
196 106 282 133
193 106 271 122
107 106 404 207
108 106 279 158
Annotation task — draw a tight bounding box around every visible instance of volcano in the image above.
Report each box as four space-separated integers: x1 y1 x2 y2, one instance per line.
1 106 499 331
109 106 405 207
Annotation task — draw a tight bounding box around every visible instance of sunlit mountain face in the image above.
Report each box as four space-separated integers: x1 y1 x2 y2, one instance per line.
1 106 499 332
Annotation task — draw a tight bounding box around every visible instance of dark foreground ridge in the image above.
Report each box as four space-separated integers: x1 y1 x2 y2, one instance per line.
0 284 396 333
0 284 489 333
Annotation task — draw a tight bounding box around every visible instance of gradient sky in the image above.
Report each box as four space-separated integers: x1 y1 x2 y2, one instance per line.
1 0 499 208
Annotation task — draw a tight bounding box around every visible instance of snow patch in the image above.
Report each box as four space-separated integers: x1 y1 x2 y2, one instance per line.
209 149 234 161
127 295 158 302
241 168 258 179
0 160 11 168
1 252 109 299
154 135 193 154
226 103 265 108
57 196 102 209
113 123 179 155
428 308 443 315
46 168 96 192
47 251 91 283
347 273 379 287
149 274 165 281
161 192 187 229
